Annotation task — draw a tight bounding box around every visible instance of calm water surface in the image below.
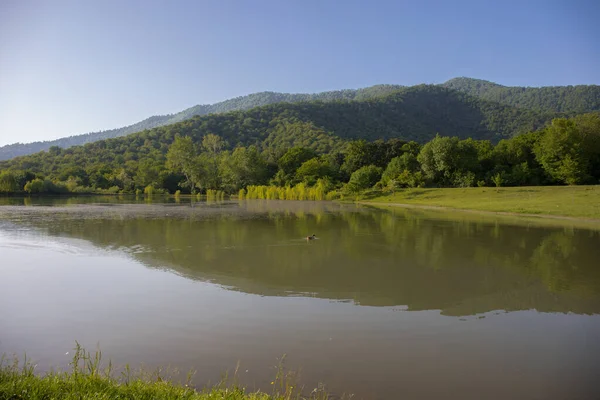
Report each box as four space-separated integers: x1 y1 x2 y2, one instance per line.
1 197 599 399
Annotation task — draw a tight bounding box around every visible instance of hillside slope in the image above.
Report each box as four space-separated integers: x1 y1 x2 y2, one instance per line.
3 77 597 161
0 85 403 160
1 85 559 174
443 77 600 113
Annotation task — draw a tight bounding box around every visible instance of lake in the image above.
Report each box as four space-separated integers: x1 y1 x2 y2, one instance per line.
1 197 599 399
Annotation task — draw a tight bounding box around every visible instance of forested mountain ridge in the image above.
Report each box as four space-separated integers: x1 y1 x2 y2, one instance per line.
0 84 404 161
0 85 560 176
443 77 600 114
2 78 599 160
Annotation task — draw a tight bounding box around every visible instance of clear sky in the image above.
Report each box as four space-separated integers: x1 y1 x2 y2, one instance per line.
0 0 598 146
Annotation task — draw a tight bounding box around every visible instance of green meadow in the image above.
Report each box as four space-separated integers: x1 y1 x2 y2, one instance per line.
361 185 600 220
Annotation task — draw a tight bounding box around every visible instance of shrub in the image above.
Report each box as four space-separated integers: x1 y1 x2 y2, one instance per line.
144 185 155 195
346 165 383 194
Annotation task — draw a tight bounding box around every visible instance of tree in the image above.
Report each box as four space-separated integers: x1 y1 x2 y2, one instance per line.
166 136 199 191
86 164 114 189
295 157 334 185
277 147 317 184
341 140 376 176
491 172 504 188
381 153 419 186
573 113 600 181
534 118 590 184
278 147 317 175
417 135 460 184
202 133 226 155
0 171 19 193
346 165 382 194
198 134 227 190
24 178 45 193
221 146 269 192
493 131 545 185
135 159 162 188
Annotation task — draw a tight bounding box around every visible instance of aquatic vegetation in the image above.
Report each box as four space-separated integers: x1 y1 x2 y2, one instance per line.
243 179 336 201
0 344 338 400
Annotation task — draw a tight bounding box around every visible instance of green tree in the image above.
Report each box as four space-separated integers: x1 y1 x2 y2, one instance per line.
417 135 460 185
221 146 269 192
24 178 45 193
534 118 590 184
295 157 334 185
198 134 227 190
166 136 199 191
278 147 317 175
491 172 504 188
135 159 162 188
346 165 382 194
0 171 19 193
381 153 420 186
341 140 376 176
277 147 317 184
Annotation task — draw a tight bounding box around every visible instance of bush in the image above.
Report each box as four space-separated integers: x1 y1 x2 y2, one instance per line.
0 171 19 193
326 190 342 200
24 179 68 194
452 171 476 188
396 170 425 188
144 185 155 196
346 165 383 194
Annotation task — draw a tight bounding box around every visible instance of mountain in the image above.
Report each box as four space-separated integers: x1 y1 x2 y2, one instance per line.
2 77 598 162
443 77 600 114
0 85 403 161
1 85 560 174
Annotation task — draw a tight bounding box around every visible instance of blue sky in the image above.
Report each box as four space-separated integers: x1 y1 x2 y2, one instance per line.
0 0 598 146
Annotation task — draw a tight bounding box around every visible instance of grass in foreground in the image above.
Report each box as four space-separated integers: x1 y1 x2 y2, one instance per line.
361 185 600 219
0 344 336 400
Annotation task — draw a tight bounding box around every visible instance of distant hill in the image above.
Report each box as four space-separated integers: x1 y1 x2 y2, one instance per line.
2 77 598 161
442 77 600 113
0 85 403 161
1 85 560 175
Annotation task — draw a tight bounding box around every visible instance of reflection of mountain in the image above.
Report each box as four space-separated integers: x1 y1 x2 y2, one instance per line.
3 201 600 316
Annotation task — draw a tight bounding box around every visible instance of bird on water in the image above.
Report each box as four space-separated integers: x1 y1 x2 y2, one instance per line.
306 234 316 241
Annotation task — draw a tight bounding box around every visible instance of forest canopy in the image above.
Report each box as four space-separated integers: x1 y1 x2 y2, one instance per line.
0 110 598 196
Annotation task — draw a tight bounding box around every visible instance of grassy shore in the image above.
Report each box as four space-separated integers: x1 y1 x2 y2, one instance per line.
0 345 332 400
360 185 600 220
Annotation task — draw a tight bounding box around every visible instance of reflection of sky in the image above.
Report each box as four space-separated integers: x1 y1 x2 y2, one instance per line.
1 225 600 400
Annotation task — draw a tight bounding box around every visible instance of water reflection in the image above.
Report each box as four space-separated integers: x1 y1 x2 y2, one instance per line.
1 199 599 316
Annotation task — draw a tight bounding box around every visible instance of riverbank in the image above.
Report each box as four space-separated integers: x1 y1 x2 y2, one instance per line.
360 186 600 220
0 346 330 400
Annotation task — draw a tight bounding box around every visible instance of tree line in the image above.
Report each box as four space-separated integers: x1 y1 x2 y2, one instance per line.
0 113 598 196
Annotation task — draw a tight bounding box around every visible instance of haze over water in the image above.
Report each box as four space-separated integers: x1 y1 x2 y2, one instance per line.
1 198 599 399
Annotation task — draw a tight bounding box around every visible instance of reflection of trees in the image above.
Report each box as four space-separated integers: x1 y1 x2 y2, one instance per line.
4 201 600 315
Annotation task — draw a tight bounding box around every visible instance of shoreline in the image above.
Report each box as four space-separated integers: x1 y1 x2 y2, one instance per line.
360 200 600 228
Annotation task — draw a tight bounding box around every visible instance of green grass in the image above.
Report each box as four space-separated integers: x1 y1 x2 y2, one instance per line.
361 185 600 219
0 344 335 400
